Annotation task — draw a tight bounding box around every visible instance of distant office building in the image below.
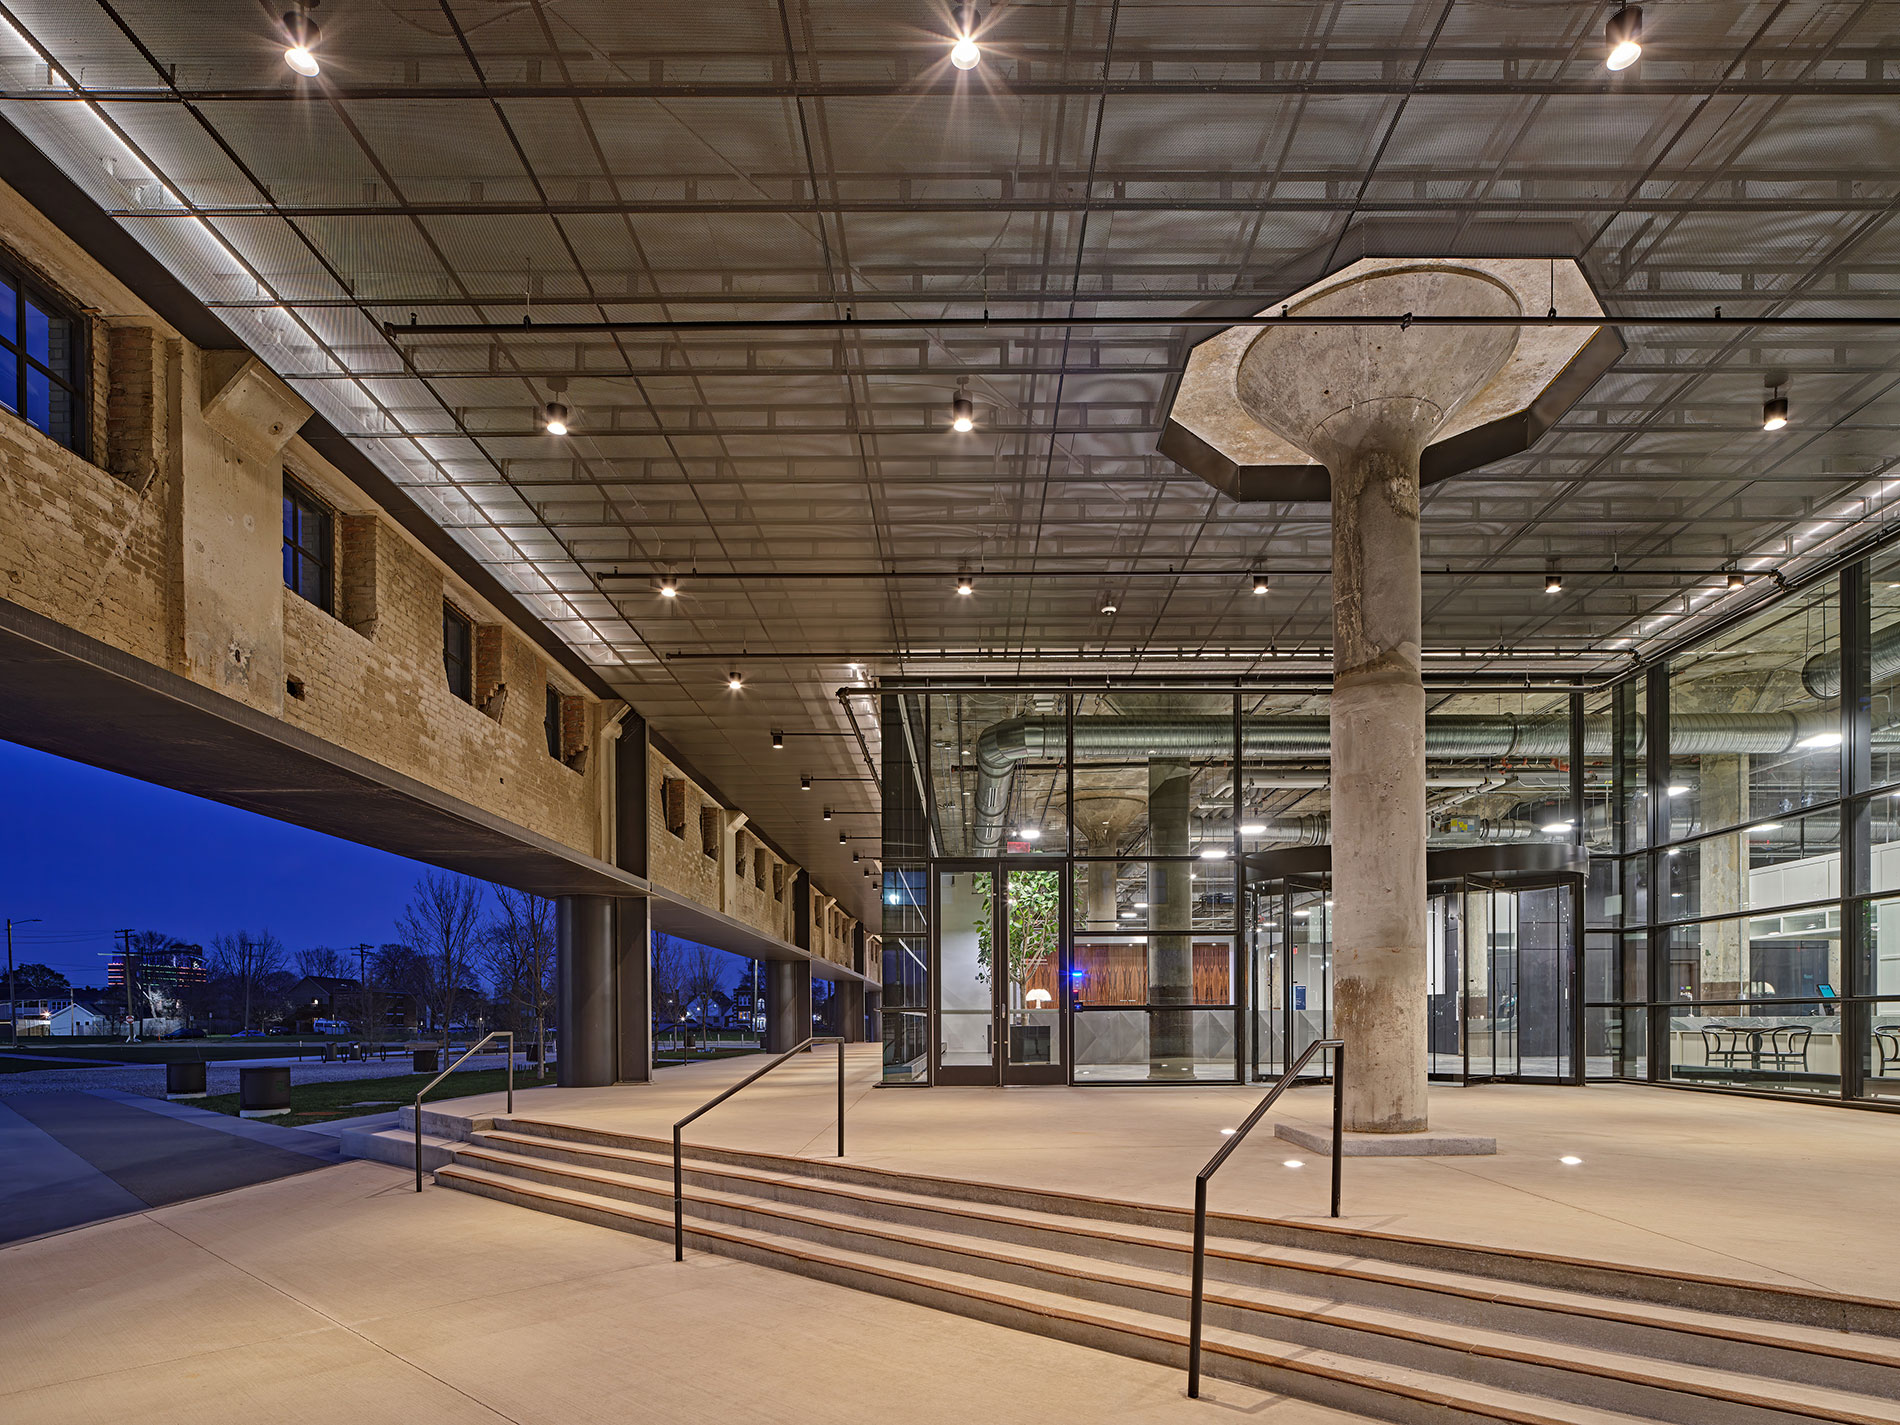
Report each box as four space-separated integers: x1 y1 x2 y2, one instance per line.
107 946 206 988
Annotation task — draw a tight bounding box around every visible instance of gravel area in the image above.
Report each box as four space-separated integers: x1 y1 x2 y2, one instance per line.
0 1052 531 1099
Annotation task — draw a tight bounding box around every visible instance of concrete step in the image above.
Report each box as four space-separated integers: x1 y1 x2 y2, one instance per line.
467 1123 1900 1393
441 1141 1900 1425
492 1116 1900 1337
436 1160 1667 1425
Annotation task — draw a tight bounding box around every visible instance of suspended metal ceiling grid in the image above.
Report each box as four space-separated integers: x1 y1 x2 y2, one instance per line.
6 1 1900 913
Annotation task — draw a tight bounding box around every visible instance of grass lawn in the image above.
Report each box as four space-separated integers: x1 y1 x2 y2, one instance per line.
195 1066 552 1128
0 1039 404 1066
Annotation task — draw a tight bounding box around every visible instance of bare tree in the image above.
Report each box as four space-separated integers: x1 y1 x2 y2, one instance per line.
685 943 727 1023
651 935 690 1031
294 945 350 980
209 929 285 1032
487 887 555 1078
396 871 485 1052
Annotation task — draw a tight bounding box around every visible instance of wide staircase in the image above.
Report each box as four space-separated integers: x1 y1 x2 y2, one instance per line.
432 1115 1900 1424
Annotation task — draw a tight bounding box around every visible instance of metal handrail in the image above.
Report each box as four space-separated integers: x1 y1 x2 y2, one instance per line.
413 1031 514 1192
673 1035 845 1261
1187 1038 1344 1399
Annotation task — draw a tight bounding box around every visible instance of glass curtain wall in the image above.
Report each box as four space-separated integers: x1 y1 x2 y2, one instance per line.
885 547 1900 1108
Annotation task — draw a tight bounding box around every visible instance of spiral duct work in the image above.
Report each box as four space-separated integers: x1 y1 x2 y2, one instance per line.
971 711 1845 850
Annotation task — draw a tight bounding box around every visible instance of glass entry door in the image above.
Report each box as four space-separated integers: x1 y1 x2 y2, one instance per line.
1431 876 1576 1083
934 864 1065 1086
1248 875 1332 1082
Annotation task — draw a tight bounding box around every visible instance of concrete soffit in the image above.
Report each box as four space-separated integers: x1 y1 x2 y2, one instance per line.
199 349 313 452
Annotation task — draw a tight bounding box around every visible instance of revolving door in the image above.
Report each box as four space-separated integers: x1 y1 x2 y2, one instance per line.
1246 846 1585 1085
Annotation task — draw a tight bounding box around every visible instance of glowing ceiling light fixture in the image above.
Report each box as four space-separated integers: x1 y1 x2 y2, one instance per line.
659 574 679 598
1726 568 1746 592
1199 847 1228 860
1545 570 1563 595
1017 827 1042 841
1559 1155 1584 1166
282 4 323 76
840 831 849 844
822 805 833 821
956 572 975 596
1133 901 1149 909
1605 5 1642 70
1252 571 1270 595
950 378 976 432
542 400 570 436
1763 388 1789 432
800 773 812 791
1119 910 1136 920
771 729 784 749
1100 594 1119 615
949 5 981 69
726 671 743 691
1282 1159 1305 1169
1799 730 1843 749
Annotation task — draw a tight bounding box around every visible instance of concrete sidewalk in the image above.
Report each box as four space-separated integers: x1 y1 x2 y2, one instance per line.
0 1091 340 1244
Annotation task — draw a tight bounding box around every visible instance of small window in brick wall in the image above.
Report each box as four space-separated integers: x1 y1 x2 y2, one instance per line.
544 686 562 759
282 477 334 613
442 603 473 702
662 777 687 837
772 864 786 901
754 849 768 891
699 806 721 859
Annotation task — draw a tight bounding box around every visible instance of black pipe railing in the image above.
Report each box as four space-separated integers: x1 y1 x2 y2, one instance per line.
412 1031 513 1192
673 1036 845 1261
1187 1038 1344 1399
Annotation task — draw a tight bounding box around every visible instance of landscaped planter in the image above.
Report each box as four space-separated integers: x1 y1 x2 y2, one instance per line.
165 1059 206 1100
238 1065 291 1118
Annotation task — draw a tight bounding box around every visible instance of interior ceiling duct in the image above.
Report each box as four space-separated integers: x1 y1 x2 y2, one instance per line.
1800 623 1900 699
971 711 1843 850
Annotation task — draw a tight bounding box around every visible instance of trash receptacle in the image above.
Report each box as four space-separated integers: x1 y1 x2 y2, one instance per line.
166 1059 207 1100
238 1065 291 1118
322 1044 337 1063
412 1047 438 1073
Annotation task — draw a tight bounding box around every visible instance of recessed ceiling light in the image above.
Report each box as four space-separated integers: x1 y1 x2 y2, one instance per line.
1559 1155 1584 1165
1283 1159 1305 1169
1219 1127 1237 1136
1605 5 1641 70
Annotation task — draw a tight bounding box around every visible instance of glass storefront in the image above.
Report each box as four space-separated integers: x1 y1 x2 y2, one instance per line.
880 550 1900 1105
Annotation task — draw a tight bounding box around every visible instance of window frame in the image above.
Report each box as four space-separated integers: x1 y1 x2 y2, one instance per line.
281 475 335 614
442 602 473 703
544 685 563 759
0 254 87 457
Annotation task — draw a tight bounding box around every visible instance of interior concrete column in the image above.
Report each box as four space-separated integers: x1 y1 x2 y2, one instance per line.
765 958 812 1053
557 894 615 1087
1148 757 1195 1080
1699 756 1748 1000
1085 858 1120 934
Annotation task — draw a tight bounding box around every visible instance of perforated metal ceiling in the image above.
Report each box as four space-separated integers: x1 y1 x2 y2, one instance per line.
6 1 1900 916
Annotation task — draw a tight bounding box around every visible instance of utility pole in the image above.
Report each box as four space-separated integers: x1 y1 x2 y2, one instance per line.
354 943 373 1046
6 917 42 1047
117 929 139 1042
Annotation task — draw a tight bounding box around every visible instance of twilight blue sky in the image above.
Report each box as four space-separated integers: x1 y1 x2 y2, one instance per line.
0 737 430 984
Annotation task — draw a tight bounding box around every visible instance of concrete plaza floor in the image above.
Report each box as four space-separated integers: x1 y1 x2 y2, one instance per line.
428 1047 1900 1300
0 1159 1363 1425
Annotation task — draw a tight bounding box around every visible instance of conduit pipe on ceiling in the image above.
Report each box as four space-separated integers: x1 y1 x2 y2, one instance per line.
971 711 1842 850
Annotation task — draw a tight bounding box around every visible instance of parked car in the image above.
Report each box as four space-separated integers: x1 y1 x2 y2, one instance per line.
230 1029 266 1038
265 1025 292 1035
162 1027 207 1040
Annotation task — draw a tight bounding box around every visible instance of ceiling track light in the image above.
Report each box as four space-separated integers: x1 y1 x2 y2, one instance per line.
800 774 812 791
282 3 322 76
840 831 849 844
659 574 679 598
1545 569 1563 595
1763 386 1789 431
950 4 981 69
1605 5 1641 70
542 399 570 436
822 805 833 821
770 729 784 749
1252 572 1269 595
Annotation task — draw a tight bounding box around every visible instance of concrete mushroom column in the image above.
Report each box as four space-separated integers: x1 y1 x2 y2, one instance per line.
1161 257 1621 1141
